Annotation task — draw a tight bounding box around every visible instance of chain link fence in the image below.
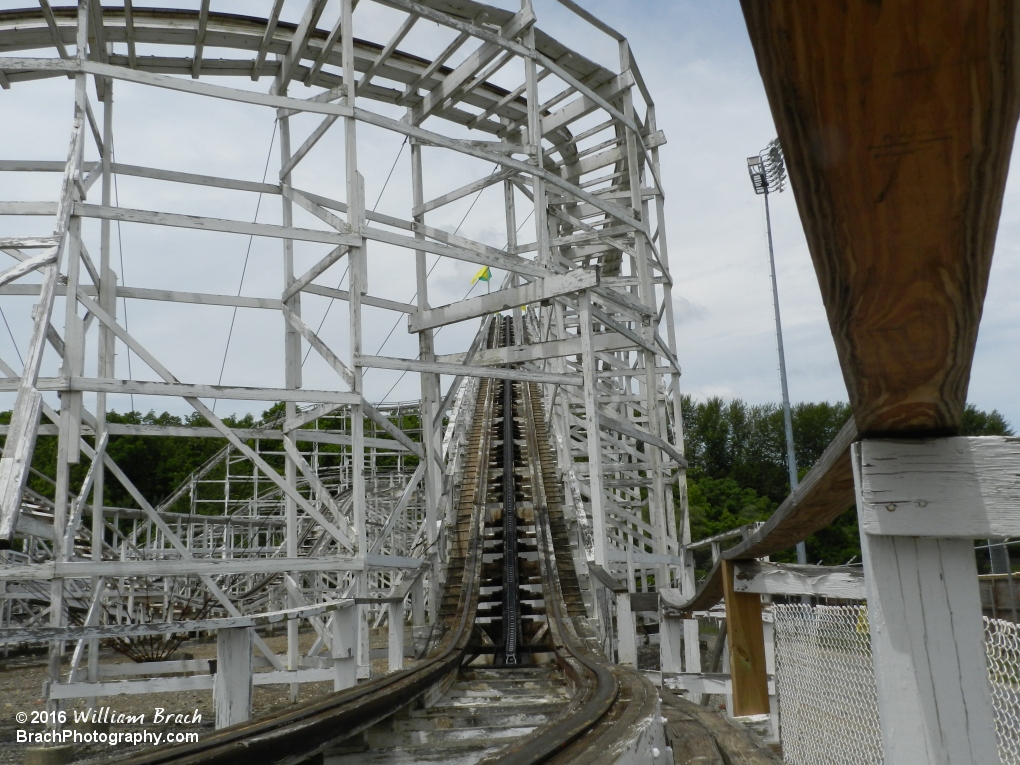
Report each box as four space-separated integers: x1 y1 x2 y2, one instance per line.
773 605 1020 765
987 617 1020 763
773 604 883 765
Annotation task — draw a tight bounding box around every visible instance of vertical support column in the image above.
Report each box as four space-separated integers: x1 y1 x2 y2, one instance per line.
214 627 253 729
658 606 684 674
388 599 404 671
853 441 997 765
522 16 550 271
46 4 90 716
721 559 769 716
341 0 370 678
616 591 637 667
330 606 357 691
411 574 425 628
578 291 607 569
683 619 701 674
277 78 303 704
504 180 524 343
410 138 440 624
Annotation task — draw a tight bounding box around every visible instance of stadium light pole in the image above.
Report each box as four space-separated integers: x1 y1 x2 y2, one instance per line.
747 140 807 566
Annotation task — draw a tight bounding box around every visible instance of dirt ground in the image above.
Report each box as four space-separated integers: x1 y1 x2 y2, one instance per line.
0 627 397 765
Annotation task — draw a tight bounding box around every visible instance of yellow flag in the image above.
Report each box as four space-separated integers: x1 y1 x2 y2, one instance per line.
471 266 491 284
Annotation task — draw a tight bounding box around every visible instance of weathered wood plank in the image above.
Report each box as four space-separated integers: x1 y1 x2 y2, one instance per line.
860 533 998 764
215 627 252 729
856 436 1020 537
409 270 597 333
357 354 582 387
0 599 354 643
732 561 865 600
74 202 359 246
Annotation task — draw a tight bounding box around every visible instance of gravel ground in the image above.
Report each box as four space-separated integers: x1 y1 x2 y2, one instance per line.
0 628 395 765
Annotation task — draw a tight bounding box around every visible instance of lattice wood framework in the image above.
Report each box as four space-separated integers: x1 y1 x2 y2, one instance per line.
0 0 687 699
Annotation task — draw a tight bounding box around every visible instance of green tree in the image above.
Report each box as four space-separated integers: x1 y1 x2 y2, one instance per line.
677 398 1012 571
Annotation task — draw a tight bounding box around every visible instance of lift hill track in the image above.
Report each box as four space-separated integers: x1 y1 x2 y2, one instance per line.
108 314 662 765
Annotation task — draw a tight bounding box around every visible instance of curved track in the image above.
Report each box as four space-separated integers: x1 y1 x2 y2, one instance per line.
107 316 659 765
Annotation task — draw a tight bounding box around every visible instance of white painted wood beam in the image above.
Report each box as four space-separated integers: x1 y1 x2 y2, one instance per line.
357 354 582 387
436 328 631 366
0 376 359 405
363 224 547 278
281 306 355 389
359 12 418 92
3 422 402 450
54 59 354 117
304 12 344 86
275 0 328 89
408 5 534 124
37 0 70 60
74 202 359 246
414 168 515 217
854 440 1001 765
279 114 340 180
283 246 346 303
397 30 470 105
0 247 58 289
857 436 1020 537
301 283 415 314
123 0 136 68
0 599 354 643
214 626 252 729
731 561 865 599
191 0 210 79
251 0 285 80
409 270 597 332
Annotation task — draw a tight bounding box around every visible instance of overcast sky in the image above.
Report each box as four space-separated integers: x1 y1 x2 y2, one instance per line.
0 0 1017 430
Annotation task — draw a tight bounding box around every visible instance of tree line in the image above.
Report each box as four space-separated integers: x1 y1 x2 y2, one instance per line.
678 396 1013 571
0 396 1012 571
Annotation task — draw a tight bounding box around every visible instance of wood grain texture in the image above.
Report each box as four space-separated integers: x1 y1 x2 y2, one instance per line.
861 534 997 763
721 560 770 717
857 436 1020 537
732 561 865 600
741 1 1020 436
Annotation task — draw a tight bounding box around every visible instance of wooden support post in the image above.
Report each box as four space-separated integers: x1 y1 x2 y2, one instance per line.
330 607 357 691
410 136 441 625
683 618 703 705
579 291 608 568
683 620 701 674
720 559 768 716
388 600 403 672
340 0 371 680
277 65 303 705
658 608 683 674
616 591 637 667
854 439 999 765
214 627 252 729
411 574 424 628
